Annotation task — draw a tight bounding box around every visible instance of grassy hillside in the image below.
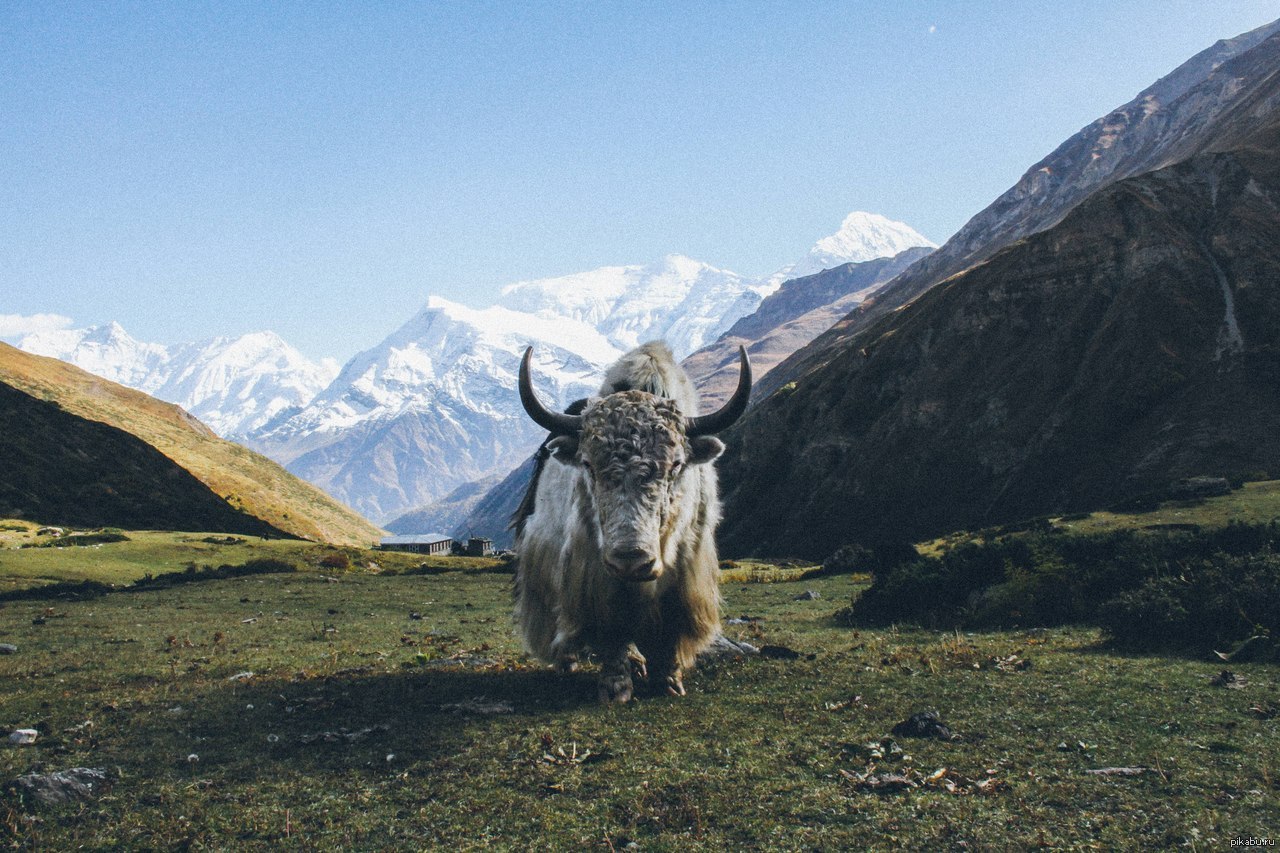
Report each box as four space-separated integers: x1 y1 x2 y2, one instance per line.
0 343 382 546
0 565 1274 848
0 382 284 539
919 478 1280 556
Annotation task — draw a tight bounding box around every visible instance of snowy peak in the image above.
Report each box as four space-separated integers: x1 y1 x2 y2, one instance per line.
299 293 618 432
15 323 337 439
811 211 937 264
788 212 936 280
19 322 169 392
495 253 766 359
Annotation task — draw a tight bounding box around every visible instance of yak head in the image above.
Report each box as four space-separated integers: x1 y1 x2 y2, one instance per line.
518 346 750 583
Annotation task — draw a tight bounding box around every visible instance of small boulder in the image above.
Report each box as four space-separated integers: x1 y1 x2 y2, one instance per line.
1168 476 1231 500
6 768 110 809
760 644 808 660
698 635 760 661
793 590 821 601
0 644 17 655
8 729 38 746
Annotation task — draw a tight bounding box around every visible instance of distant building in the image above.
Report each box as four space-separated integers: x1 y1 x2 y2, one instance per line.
465 537 494 557
379 533 453 555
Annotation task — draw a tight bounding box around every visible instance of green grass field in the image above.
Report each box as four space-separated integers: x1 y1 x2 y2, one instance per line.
0 522 501 595
918 478 1280 557
1 546 1277 849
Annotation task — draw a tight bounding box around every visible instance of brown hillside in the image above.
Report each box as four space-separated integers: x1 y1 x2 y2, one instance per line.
0 343 383 545
0 381 284 535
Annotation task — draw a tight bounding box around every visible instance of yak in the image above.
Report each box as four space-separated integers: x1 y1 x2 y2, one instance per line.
513 341 750 702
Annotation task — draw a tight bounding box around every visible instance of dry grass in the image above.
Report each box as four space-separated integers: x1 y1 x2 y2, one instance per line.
0 344 382 545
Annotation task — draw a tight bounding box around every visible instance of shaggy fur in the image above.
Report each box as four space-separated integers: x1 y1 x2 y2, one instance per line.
514 342 725 701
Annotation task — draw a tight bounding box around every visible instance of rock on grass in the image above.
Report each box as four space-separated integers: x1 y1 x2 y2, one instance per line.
5 768 111 809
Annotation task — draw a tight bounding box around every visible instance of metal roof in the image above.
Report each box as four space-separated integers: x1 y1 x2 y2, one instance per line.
379 533 453 545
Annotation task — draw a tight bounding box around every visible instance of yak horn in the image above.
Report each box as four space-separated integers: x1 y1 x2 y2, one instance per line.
686 346 752 437
518 347 583 435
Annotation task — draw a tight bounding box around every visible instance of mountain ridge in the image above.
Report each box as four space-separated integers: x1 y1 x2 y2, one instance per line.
756 19 1280 402
253 211 932 522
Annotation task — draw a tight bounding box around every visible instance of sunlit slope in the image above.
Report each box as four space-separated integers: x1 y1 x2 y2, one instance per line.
0 343 382 545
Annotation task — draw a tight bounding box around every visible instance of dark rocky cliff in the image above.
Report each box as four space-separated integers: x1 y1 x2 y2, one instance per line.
718 117 1280 559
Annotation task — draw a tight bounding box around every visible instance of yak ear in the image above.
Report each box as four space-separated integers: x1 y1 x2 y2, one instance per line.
547 435 581 465
687 435 725 465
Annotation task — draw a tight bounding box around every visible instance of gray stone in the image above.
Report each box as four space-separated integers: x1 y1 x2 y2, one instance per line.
0 644 17 655
7 768 110 808
697 635 760 661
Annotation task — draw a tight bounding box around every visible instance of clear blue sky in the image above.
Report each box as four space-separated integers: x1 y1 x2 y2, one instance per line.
3 1 1278 362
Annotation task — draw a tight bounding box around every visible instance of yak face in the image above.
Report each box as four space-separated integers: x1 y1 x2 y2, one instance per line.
548 391 723 582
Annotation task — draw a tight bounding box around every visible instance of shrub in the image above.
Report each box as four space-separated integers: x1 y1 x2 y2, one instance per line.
818 539 920 579
820 544 875 576
1100 552 1279 652
319 551 351 570
845 521 1280 653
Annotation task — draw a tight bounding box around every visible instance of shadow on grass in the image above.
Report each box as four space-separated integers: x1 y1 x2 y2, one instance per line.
149 665 602 783
1070 636 1278 665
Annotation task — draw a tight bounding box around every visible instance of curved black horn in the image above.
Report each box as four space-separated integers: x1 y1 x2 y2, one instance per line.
686 346 752 437
518 347 583 435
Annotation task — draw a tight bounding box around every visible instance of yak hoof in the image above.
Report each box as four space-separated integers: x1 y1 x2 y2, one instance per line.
598 672 634 704
664 673 686 697
555 655 579 675
626 645 648 680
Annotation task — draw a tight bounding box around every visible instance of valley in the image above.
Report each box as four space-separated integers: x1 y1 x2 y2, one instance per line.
6 8 1280 851
0 541 1275 848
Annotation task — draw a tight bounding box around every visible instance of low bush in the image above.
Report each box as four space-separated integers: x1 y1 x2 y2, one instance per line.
1099 552 1280 650
319 551 352 570
816 539 920 579
844 521 1280 654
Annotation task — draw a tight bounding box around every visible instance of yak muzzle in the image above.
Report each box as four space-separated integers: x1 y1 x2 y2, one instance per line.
605 547 658 582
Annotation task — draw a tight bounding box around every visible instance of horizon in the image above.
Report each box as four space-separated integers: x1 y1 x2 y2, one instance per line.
3 2 1278 363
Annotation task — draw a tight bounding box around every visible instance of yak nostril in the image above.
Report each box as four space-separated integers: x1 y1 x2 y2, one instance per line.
607 548 657 579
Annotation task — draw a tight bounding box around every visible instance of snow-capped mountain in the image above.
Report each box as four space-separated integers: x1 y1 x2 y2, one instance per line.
498 254 773 360
779 212 936 281
16 322 338 438
247 296 621 521
255 211 934 523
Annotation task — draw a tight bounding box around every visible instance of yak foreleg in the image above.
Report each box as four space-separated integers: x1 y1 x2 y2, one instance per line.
597 644 642 704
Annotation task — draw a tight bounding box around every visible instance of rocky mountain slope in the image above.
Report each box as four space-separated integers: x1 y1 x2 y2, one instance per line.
16 323 338 439
717 103 1280 559
758 18 1280 401
684 246 932 408
383 473 504 539
0 343 382 545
